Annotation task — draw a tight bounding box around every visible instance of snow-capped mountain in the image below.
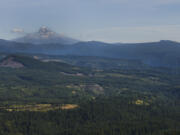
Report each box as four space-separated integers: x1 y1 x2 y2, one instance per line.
13 26 79 45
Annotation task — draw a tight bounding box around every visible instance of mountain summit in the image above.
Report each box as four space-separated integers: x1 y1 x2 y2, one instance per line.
13 26 79 44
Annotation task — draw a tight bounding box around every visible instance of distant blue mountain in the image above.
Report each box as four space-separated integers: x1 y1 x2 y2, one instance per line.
1 38 180 68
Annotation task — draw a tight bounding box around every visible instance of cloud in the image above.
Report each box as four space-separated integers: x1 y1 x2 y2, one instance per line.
11 28 24 34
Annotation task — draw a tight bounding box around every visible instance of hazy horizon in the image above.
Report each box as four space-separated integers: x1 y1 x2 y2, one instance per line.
0 0 180 43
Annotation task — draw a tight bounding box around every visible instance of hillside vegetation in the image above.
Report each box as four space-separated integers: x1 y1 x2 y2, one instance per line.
0 55 179 135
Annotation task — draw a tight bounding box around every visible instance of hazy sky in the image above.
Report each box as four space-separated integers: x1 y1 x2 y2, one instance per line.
0 0 180 43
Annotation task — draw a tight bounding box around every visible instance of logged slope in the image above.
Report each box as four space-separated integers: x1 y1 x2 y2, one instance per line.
0 55 90 74
0 56 24 68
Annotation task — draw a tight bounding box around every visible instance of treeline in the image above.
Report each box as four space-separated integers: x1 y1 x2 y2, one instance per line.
0 97 179 135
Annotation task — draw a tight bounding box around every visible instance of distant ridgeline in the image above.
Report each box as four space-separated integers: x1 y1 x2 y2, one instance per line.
0 39 180 68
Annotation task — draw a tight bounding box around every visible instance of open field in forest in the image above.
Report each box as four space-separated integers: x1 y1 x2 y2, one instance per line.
0 104 79 112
